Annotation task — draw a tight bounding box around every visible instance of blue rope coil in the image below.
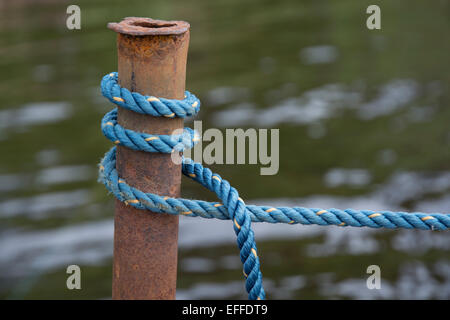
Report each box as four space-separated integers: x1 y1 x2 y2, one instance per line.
99 72 450 300
101 72 200 118
102 108 199 153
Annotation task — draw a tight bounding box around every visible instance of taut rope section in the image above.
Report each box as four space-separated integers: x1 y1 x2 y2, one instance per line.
99 72 450 300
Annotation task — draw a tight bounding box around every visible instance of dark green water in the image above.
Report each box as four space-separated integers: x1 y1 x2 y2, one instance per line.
0 0 449 299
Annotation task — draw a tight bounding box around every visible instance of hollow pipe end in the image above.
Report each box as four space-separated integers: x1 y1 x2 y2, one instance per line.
107 17 190 36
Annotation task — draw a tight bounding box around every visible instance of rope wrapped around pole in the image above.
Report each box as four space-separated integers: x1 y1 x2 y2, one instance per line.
99 72 450 300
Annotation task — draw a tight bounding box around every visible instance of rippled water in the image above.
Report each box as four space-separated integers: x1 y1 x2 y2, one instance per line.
0 0 449 299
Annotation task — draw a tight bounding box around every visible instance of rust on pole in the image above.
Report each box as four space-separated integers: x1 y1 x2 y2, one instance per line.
108 17 190 299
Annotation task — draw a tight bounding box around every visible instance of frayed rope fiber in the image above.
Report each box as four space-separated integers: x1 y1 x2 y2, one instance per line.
99 72 450 300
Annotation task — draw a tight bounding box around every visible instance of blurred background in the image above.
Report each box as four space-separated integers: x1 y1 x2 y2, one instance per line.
0 0 449 299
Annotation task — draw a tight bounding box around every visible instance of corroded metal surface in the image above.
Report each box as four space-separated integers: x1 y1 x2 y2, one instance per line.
108 17 190 36
110 17 190 300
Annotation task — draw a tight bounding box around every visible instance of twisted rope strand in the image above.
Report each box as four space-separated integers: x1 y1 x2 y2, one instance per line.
102 108 199 153
99 149 450 231
101 72 200 118
99 72 449 300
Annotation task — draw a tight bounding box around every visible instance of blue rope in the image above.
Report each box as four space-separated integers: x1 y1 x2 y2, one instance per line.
99 72 450 300
102 108 199 153
101 72 200 118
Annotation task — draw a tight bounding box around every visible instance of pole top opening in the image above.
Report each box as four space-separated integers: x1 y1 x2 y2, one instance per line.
107 17 190 36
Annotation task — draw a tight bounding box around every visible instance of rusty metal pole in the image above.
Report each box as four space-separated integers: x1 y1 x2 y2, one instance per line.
107 17 190 300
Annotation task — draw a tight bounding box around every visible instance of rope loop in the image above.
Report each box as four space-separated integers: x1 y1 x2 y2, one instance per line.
101 72 200 118
101 108 199 153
